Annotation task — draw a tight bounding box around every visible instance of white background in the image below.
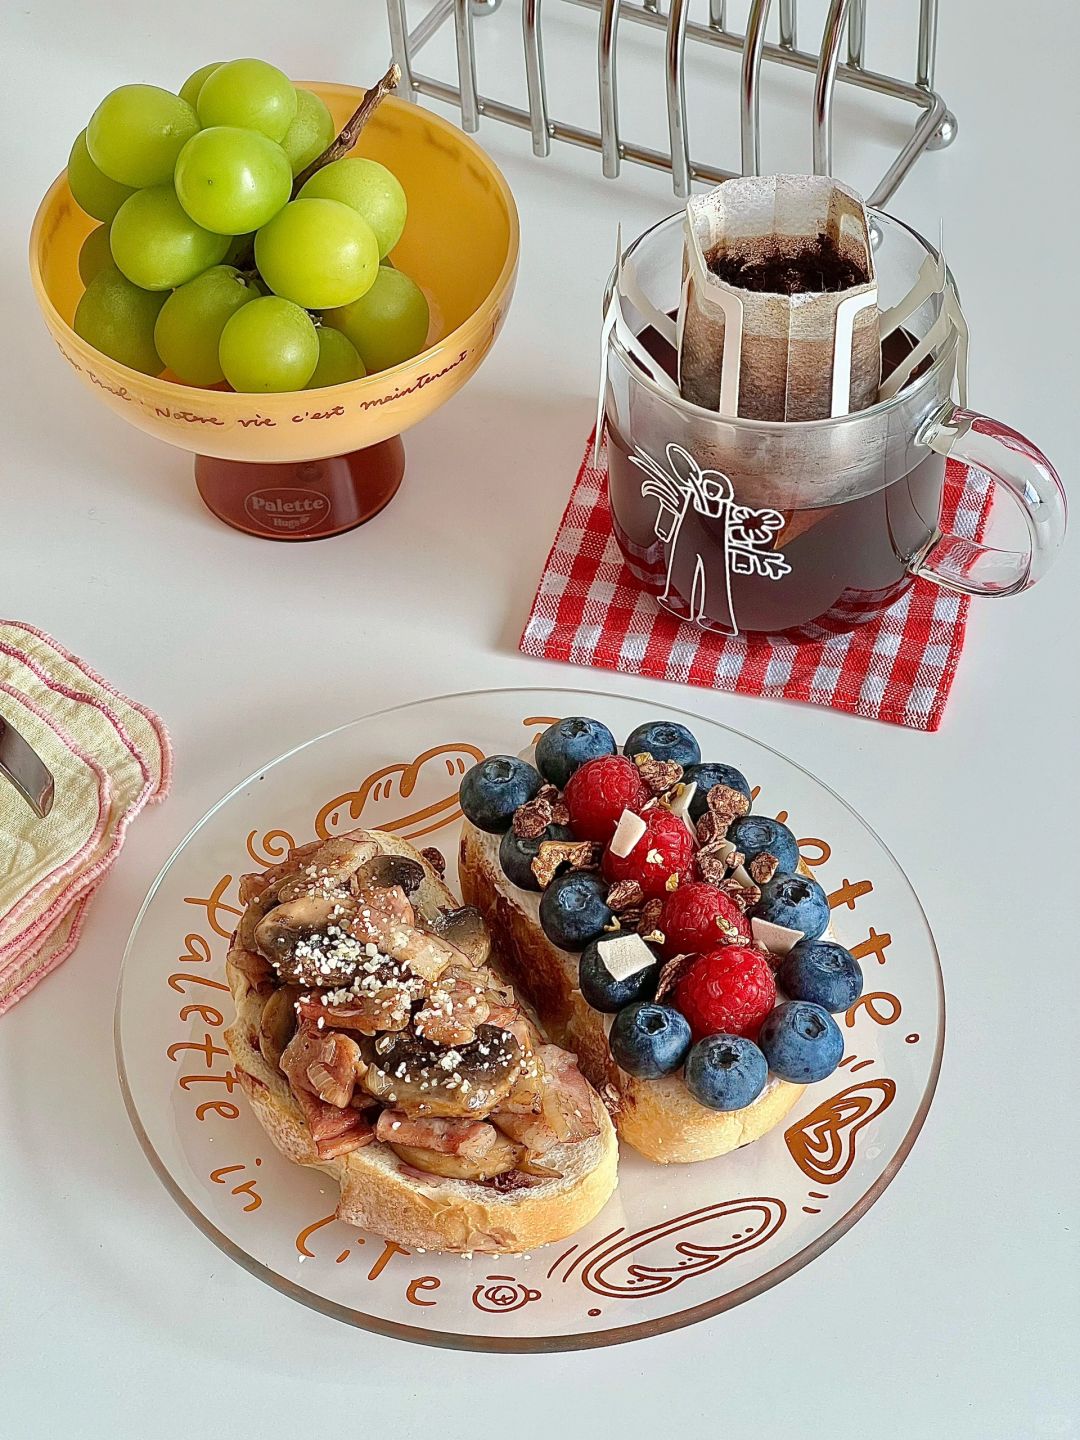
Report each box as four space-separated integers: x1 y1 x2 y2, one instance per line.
1 1 1077 1436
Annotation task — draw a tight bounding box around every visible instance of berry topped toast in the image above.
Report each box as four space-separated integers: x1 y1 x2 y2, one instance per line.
457 718 864 1164
224 827 617 1252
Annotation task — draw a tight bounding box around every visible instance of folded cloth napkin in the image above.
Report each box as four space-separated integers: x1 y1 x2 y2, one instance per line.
0 622 171 1014
520 431 993 731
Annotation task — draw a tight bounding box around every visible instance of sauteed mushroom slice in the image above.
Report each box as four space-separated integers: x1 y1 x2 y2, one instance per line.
259 985 300 1068
430 906 491 968
389 1133 522 1182
358 1025 524 1118
253 893 362 985
353 853 426 896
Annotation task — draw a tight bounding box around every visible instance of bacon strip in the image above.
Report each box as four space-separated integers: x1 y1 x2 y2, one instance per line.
295 1087 375 1158
537 1045 601 1143
375 1111 497 1161
280 1024 362 1108
492 1111 561 1155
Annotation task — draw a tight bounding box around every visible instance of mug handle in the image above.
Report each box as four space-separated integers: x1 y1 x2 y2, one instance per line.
911 406 1067 596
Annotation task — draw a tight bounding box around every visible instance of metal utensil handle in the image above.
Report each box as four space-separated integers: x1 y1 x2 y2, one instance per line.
0 716 55 819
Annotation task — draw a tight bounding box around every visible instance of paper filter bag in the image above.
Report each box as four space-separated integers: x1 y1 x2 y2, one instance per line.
678 175 881 421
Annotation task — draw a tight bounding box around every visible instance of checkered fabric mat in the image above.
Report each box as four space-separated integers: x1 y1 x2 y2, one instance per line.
520 432 993 730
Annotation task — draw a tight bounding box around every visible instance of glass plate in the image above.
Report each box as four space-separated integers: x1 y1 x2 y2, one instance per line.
116 687 942 1351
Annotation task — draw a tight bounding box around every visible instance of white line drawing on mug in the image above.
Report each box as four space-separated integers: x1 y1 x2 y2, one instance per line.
631 442 791 636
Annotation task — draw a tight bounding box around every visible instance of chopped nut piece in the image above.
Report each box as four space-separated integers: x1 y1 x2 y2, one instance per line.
655 952 696 1004
420 846 446 877
705 783 751 827
632 752 684 795
714 912 748 944
638 898 664 935
749 852 779 886
602 917 623 933
530 838 603 889
512 795 553 839
695 851 731 886
720 879 761 912
606 879 645 912
664 872 681 892
601 1083 623 1116
696 811 728 846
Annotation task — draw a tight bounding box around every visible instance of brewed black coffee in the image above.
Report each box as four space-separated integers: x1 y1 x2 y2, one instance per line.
607 322 943 640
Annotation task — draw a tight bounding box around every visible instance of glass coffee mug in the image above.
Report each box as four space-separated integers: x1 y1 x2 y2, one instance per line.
604 211 1066 641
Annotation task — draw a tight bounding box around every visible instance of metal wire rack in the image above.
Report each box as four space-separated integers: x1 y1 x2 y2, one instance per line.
386 0 957 205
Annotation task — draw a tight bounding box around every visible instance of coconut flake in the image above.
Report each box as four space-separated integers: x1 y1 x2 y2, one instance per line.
609 809 647 859
668 781 698 837
751 916 805 956
596 933 656 984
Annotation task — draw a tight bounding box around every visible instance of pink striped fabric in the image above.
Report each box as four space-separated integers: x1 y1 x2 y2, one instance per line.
0 623 171 1014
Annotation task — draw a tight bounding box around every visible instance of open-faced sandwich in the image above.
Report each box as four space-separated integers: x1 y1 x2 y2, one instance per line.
223 828 618 1253
458 717 864 1164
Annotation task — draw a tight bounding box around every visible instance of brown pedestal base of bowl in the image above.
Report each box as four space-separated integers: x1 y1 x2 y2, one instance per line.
193 436 406 541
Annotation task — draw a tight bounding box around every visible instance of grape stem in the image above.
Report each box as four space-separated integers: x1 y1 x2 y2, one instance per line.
291 62 402 194
231 64 402 273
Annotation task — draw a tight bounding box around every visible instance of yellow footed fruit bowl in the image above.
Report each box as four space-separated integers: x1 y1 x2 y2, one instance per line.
29 82 519 540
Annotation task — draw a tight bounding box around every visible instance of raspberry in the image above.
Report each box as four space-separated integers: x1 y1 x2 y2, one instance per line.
659 881 751 958
602 807 693 899
564 755 648 843
674 947 777 1042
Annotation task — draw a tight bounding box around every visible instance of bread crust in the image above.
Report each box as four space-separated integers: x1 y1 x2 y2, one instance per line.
224 828 618 1253
458 821 806 1164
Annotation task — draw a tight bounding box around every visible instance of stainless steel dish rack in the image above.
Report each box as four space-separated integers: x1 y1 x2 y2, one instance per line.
386 0 957 205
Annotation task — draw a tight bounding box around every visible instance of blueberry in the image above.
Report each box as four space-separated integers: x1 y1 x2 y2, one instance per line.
685 1033 769 1111
460 755 542 833
623 720 701 768
539 871 613 951
779 940 864 1013
753 871 830 940
758 1001 843 1083
498 822 574 891
579 938 659 1012
535 717 616 789
727 815 800 873
683 762 752 821
609 1002 692 1078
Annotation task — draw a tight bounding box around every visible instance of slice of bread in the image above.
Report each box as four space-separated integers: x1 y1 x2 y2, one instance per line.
459 821 806 1164
224 828 617 1254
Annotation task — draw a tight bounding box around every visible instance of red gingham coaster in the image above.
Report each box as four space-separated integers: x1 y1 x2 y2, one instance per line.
520 432 993 730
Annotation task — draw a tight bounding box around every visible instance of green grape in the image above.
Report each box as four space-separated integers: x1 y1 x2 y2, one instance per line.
74 264 166 374
154 264 259 385
255 198 378 310
179 61 223 109
86 85 199 188
324 265 429 373
307 326 365 388
299 156 406 260
197 59 296 142
78 225 114 286
110 185 230 290
67 130 134 223
280 88 335 176
218 295 318 392
175 127 292 234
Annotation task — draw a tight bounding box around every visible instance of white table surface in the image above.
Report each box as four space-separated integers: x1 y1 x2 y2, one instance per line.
2 2 1078 1435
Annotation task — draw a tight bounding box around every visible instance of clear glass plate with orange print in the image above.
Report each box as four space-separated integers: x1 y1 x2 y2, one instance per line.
115 688 942 1352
